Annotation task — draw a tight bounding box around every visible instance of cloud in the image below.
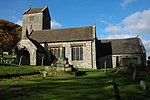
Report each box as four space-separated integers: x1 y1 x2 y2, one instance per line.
51 20 62 29
103 34 134 39
104 9 150 35
103 9 150 56
100 20 110 25
121 0 137 7
15 20 22 26
123 9 150 34
104 25 123 34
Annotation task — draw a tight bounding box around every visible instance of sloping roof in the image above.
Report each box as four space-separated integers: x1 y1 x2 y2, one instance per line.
98 37 146 56
29 38 46 54
23 6 47 15
29 26 94 43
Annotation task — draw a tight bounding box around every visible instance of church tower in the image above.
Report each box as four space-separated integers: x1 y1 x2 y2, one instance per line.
22 6 51 39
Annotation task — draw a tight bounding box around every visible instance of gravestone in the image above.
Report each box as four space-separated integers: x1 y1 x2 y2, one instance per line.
140 80 146 90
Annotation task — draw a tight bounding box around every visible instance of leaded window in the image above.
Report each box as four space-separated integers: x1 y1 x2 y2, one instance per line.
71 46 83 61
50 47 60 58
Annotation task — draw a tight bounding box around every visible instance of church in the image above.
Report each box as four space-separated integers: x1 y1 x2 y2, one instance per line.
17 6 146 69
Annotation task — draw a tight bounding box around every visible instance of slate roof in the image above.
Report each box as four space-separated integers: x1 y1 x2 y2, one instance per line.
98 37 146 56
29 26 94 43
23 6 46 15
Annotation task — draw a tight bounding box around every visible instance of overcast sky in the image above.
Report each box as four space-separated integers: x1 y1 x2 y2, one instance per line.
0 0 150 57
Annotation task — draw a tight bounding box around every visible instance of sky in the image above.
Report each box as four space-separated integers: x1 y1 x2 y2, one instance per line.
0 0 150 57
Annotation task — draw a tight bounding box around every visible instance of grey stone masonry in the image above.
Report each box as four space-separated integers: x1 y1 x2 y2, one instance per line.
22 6 51 39
17 39 37 65
43 40 97 69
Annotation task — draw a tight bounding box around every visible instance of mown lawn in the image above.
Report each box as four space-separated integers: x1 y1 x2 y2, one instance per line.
0 63 39 78
0 65 150 100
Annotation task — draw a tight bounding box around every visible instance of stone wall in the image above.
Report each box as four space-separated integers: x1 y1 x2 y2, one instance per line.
17 39 37 65
97 55 112 68
112 54 146 68
98 54 145 68
41 40 97 69
22 7 51 38
22 13 43 37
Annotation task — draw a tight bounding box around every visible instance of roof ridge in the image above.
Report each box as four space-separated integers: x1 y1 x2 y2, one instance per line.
34 25 93 32
23 6 47 15
30 6 46 10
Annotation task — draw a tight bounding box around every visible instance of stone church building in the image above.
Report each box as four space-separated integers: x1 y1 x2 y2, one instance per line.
17 6 146 69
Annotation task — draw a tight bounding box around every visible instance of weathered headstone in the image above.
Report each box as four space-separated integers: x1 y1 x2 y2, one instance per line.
140 80 146 90
104 60 107 73
43 71 47 77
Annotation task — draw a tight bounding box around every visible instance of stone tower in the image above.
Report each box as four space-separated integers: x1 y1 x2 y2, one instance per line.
22 6 51 39
17 6 51 65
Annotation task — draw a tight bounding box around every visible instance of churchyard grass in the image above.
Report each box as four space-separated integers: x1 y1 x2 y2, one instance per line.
0 64 39 77
0 65 150 100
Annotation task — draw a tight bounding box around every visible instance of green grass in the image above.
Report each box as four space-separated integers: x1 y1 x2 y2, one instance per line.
0 66 150 100
0 64 39 77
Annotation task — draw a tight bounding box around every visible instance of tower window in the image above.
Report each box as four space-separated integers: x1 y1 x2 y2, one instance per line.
30 16 34 21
